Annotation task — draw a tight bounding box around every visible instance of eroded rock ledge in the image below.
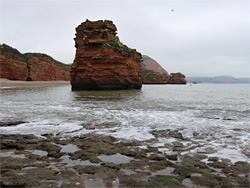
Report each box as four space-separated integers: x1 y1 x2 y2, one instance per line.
70 20 143 90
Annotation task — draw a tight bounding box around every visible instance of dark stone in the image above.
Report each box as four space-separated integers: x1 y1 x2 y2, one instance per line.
0 121 27 127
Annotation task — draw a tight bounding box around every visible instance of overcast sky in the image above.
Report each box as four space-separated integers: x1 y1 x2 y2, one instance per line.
1 0 249 77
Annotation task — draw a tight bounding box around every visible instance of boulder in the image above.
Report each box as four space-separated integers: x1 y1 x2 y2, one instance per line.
70 20 142 90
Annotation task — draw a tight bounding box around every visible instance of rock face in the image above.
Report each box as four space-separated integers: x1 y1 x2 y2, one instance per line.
26 53 70 81
141 55 169 84
71 20 142 90
168 72 187 84
0 44 70 81
0 44 29 81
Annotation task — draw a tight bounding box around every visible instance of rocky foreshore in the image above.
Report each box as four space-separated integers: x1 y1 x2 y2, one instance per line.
1 131 249 188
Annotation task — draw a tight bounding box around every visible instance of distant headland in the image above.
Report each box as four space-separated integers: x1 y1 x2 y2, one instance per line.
186 76 250 84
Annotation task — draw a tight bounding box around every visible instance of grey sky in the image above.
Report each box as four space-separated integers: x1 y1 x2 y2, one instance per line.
1 0 249 77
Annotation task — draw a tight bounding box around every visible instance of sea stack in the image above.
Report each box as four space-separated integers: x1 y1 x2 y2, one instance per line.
168 72 187 84
0 44 70 81
141 55 169 84
70 20 143 90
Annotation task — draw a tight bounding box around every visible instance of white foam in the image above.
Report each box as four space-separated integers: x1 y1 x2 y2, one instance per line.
0 151 26 158
138 146 147 149
203 148 250 164
0 87 16 89
99 126 155 141
0 121 83 136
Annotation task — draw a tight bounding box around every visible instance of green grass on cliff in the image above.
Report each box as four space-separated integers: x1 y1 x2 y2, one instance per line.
108 39 119 49
144 73 163 81
25 53 71 69
0 44 27 62
104 39 136 55
87 20 104 25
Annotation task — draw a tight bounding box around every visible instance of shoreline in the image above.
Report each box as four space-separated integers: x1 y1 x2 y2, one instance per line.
0 79 70 88
0 132 249 188
0 81 249 187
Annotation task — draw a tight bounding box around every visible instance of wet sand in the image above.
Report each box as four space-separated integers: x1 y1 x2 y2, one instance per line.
0 79 70 88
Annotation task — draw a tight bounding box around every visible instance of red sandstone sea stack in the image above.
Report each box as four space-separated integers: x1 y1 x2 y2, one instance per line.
70 20 143 90
141 55 169 84
168 72 187 84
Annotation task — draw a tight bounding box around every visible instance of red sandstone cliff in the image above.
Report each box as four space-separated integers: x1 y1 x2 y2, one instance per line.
71 20 142 90
26 53 70 81
141 55 169 84
0 44 70 81
168 72 187 84
0 47 28 81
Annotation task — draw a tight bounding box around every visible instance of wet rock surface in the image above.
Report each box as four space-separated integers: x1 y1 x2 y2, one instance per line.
71 20 143 90
1 133 249 188
0 121 28 127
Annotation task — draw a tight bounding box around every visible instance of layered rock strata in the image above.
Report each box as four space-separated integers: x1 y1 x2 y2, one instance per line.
168 72 187 84
0 44 29 80
141 55 169 84
0 44 70 81
26 53 70 81
71 20 142 90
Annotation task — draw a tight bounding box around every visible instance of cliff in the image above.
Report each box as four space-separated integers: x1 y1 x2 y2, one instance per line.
25 53 70 81
71 20 142 90
141 55 169 84
0 44 70 81
168 72 187 84
0 44 29 81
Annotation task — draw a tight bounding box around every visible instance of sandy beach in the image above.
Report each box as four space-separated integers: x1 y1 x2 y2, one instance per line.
0 79 70 88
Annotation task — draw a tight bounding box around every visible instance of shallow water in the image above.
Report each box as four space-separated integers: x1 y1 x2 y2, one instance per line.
59 144 80 153
60 155 100 167
182 178 194 188
151 167 176 176
27 150 48 157
0 84 249 163
98 153 134 164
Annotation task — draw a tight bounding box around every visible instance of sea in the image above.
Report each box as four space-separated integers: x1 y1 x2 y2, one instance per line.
0 84 249 164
